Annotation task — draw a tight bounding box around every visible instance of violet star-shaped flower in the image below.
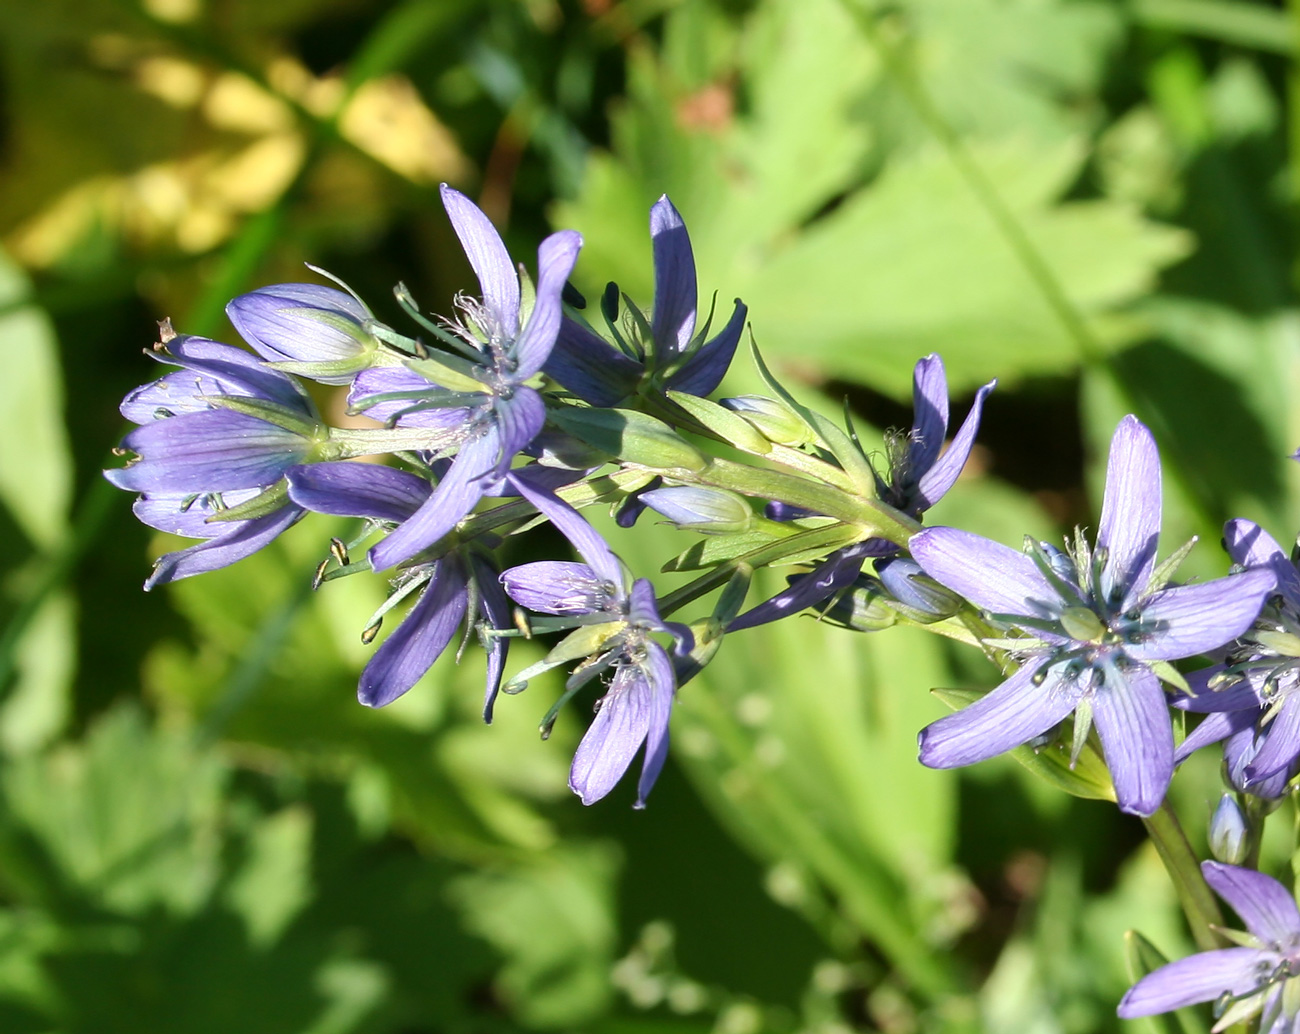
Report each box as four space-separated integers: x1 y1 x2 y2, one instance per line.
500 476 690 807
545 195 746 405
287 461 509 717
106 335 318 586
728 353 993 632
364 185 581 572
1174 518 1300 796
1119 862 1300 1031
911 416 1275 816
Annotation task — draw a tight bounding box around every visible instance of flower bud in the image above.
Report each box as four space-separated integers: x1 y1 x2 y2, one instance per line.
227 283 380 385
640 486 752 533
1208 793 1249 865
875 557 963 620
721 395 814 447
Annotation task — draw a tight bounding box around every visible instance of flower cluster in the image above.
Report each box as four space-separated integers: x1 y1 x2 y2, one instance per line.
109 186 1294 842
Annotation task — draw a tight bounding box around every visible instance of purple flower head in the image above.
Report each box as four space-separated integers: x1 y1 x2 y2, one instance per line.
545 195 746 405
728 354 992 633
911 416 1275 816
501 475 691 807
1119 862 1300 1031
226 281 380 386
287 461 510 717
107 336 320 496
363 186 581 572
876 354 995 519
1173 519 1300 795
107 335 320 580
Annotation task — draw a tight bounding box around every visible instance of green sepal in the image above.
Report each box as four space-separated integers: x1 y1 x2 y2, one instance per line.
546 621 624 666
1148 536 1199 594
203 479 290 523
665 390 772 455
263 352 377 381
201 395 321 438
549 406 706 471
404 353 489 395
517 261 536 329
1123 931 1210 1034
1148 660 1192 695
931 687 1117 801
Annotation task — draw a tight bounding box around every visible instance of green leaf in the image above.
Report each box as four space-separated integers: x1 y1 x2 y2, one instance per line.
0 246 71 549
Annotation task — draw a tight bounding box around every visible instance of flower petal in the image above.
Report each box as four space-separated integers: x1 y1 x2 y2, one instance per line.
728 547 866 632
907 354 950 476
635 641 676 808
909 527 1061 619
144 504 303 589
132 489 261 539
359 557 469 707
1127 569 1275 662
501 561 609 615
1245 692 1300 784
1202 861 1300 945
1174 665 1262 713
570 664 650 805
168 337 312 413
1096 415 1161 605
286 462 430 522
508 472 623 587
649 195 697 359
493 386 546 473
106 410 310 493
348 367 475 430
440 184 519 337
513 229 583 379
915 378 995 512
667 298 747 397
1091 663 1173 816
1175 709 1255 765
545 317 642 406
367 429 498 571
1117 947 1267 1017
918 662 1082 768
1225 518 1300 603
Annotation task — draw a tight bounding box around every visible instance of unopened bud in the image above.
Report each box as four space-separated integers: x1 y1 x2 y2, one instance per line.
721 395 813 447
640 486 752 533
1208 794 1249 865
227 282 380 386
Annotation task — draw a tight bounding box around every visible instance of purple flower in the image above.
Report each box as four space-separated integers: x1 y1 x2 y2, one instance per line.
132 490 305 590
106 336 320 495
226 282 380 385
728 354 993 632
1173 519 1300 796
364 186 581 572
545 195 746 405
911 416 1275 816
106 335 319 582
1119 862 1300 1030
502 476 690 807
287 462 510 717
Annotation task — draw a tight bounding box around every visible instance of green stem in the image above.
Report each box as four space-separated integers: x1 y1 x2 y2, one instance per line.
1142 800 1225 952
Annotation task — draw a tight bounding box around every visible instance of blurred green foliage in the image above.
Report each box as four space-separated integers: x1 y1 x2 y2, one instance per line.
1 0 1298 1030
